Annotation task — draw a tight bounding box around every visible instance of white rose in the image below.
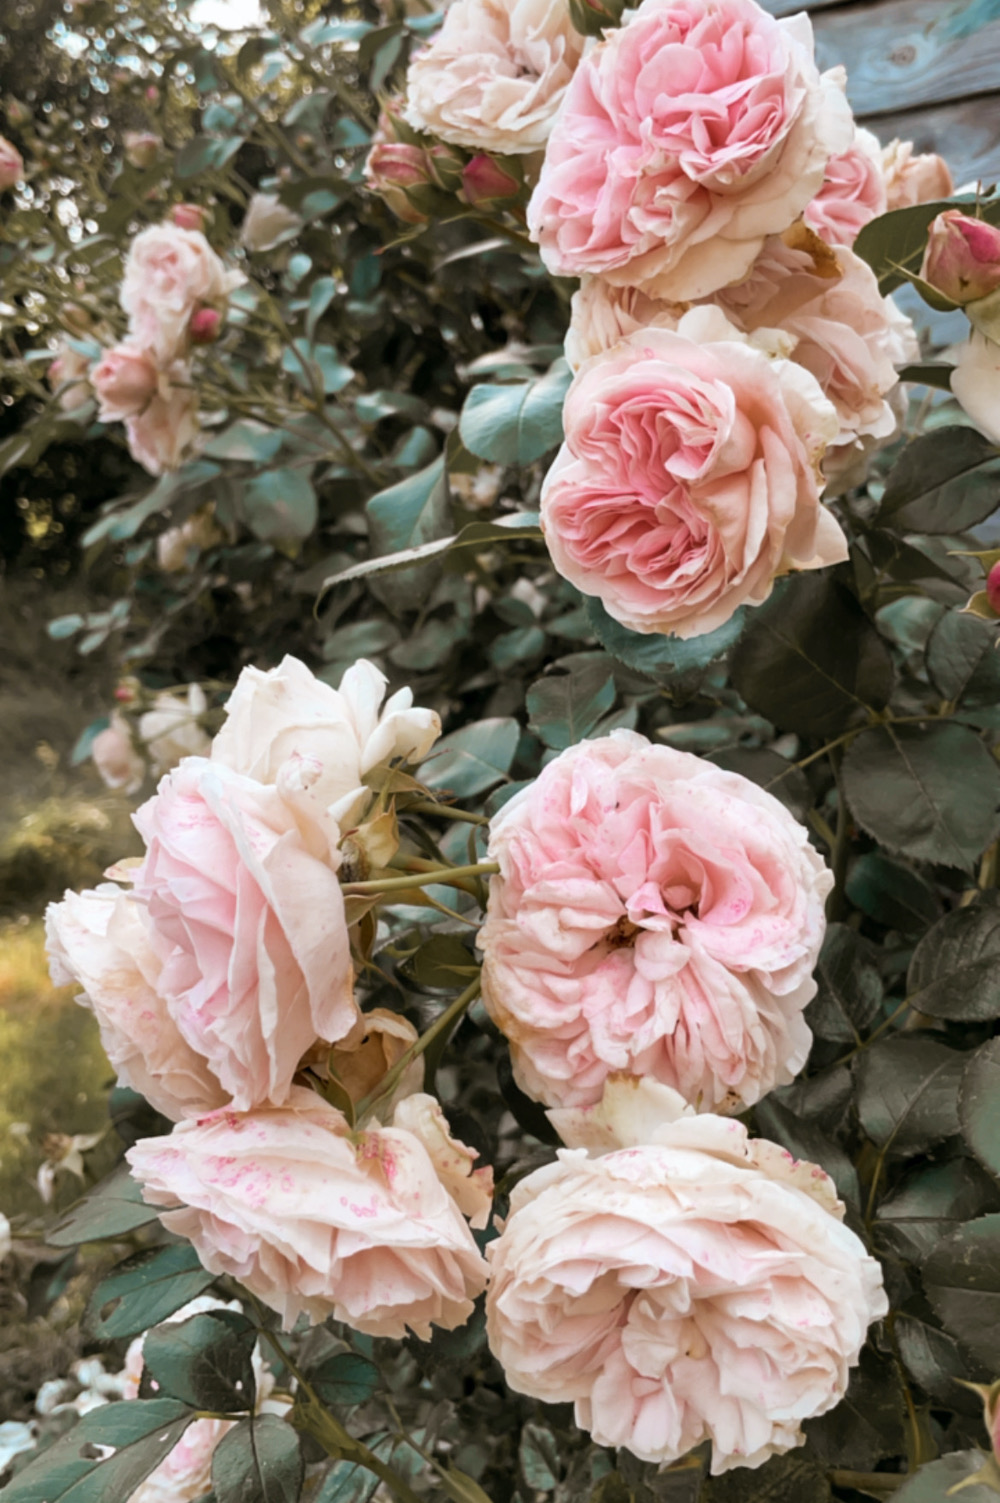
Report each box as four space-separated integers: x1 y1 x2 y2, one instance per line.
951 332 1000 445
139 683 211 775
240 192 304 253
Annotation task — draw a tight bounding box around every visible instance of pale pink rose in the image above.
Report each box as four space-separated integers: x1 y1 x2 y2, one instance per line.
882 139 954 211
486 1079 887 1474
0 135 23 190
240 193 303 253
45 884 228 1122
392 1093 495 1228
527 0 852 300
212 656 440 851
404 0 584 156
126 1088 490 1335
565 279 685 370
951 332 1000 444
803 127 887 247
138 683 211 776
91 712 145 793
479 730 832 1112
541 309 844 639
132 757 358 1111
92 343 159 423
125 364 199 476
156 506 222 573
121 222 243 365
47 340 93 412
171 203 207 232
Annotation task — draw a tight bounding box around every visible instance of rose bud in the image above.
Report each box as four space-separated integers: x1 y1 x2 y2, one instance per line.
123 131 162 170
427 142 467 195
460 153 521 207
921 211 1000 306
364 142 436 225
987 562 1000 616
568 0 626 37
189 306 222 344
172 202 206 232
0 135 24 190
91 343 159 423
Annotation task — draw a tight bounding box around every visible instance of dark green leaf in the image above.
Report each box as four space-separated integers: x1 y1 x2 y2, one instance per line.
86 1243 215 1340
707 1450 830 1503
212 1415 303 1503
875 1158 1000 1263
320 515 541 594
308 1353 380 1408
892 1452 998 1503
961 1037 1000 1181
705 747 811 820
729 575 893 737
844 853 942 934
854 198 1000 295
459 362 571 465
586 597 746 682
926 610 1000 703
366 457 452 613
879 425 998 519
0 1399 192 1503
202 421 283 464
854 1036 964 1158
753 1096 860 1211
48 1164 159 1246
400 934 479 991
803 1348 906 1472
526 658 615 751
243 469 317 543
896 361 954 391
895 1314 982 1410
142 1310 257 1413
907 894 1000 1021
806 924 883 1045
922 1212 1000 1366
518 1423 560 1491
890 462 1000 534
841 722 1000 872
420 718 519 797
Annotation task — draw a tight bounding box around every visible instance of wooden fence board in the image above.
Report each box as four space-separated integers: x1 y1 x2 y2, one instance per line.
859 93 1000 187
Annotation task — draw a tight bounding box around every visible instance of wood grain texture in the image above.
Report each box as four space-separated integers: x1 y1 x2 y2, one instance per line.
861 94 1000 187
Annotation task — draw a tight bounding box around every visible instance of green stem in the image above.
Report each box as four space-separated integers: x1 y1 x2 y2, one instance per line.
406 799 489 826
356 976 482 1122
341 861 499 896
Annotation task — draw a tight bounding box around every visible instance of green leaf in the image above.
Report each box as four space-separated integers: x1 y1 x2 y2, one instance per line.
307 1352 380 1408
518 1423 560 1491
459 362 571 465
854 198 1000 295
907 894 1000 1021
243 469 317 543
879 425 998 519
961 1037 1000 1181
400 934 479 991
926 609 1000 703
805 924 883 1045
707 1450 830 1502
707 746 811 820
212 1415 303 1503
586 597 746 682
320 515 541 593
895 1313 982 1410
854 1036 964 1158
281 340 353 394
841 722 1000 872
48 1164 159 1246
48 613 85 640
892 1452 999 1503
85 1243 216 1340
0 1399 193 1503
729 575 894 737
875 1158 1000 1263
142 1309 257 1413
306 276 337 344
896 361 955 391
526 657 615 751
923 1213 1000 1367
176 133 245 178
753 1097 860 1212
435 1468 495 1503
365 456 452 613
420 717 519 797
202 421 284 464
844 853 942 934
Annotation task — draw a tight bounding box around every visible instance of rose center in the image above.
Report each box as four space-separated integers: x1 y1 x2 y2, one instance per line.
605 916 641 949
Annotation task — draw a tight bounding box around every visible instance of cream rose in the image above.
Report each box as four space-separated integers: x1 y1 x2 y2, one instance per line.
479 731 831 1112
124 364 199 476
951 331 1000 444
240 192 304 253
138 683 211 775
126 1088 490 1335
542 308 844 639
486 1079 887 1473
404 0 584 156
121 222 243 365
882 138 954 210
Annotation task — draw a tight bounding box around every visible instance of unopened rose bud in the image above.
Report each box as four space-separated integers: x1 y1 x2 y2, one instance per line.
189 306 222 344
114 684 135 703
145 85 159 103
460 153 521 207
427 142 466 195
568 0 626 36
987 562 1000 616
921 211 1000 306
171 202 206 232
0 134 24 191
364 142 435 225
123 131 161 170
91 342 159 422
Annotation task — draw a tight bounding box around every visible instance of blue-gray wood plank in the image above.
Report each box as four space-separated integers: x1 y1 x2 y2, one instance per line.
760 0 1000 184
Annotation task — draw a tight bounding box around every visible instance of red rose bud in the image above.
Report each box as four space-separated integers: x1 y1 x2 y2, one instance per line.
364 141 435 225
172 202 206 232
189 306 222 344
427 143 467 195
460 154 521 207
568 0 626 36
987 561 1000 616
921 211 1000 306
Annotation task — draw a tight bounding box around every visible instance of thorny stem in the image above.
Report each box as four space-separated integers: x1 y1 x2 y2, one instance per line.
341 861 499 896
356 975 482 1122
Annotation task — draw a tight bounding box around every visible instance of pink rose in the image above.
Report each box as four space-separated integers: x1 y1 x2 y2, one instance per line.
171 203 207 232
138 683 211 775
0 135 23 190
988 560 1000 615
45 884 227 1123
132 757 358 1111
527 0 852 300
541 309 844 639
126 1088 490 1334
459 154 521 207
125 364 199 476
486 1080 887 1473
91 711 145 793
156 506 222 573
92 343 159 423
404 0 584 156
921 210 1000 306
121 222 243 365
882 139 954 211
47 340 93 413
803 128 887 247
479 731 831 1111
